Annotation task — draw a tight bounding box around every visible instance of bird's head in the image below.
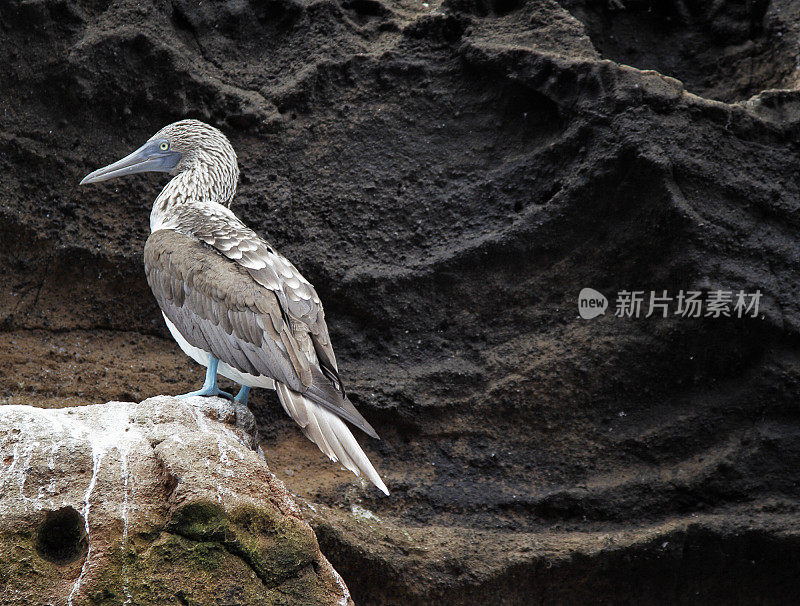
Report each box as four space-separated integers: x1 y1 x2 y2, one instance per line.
80 119 239 205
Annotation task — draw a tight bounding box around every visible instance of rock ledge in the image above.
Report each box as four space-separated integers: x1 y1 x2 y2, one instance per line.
0 396 352 606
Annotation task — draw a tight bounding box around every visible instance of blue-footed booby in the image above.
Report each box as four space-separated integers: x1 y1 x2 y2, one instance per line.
80 119 388 495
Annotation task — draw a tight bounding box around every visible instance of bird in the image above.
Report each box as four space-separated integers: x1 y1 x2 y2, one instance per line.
80 119 389 495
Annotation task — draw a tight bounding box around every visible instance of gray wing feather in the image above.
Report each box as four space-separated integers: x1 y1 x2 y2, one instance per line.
182 211 341 377
144 228 378 438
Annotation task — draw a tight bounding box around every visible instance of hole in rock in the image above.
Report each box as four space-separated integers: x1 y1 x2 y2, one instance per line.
35 507 88 564
559 0 798 102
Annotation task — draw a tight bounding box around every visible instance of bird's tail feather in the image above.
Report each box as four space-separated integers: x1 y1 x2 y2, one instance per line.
276 382 389 495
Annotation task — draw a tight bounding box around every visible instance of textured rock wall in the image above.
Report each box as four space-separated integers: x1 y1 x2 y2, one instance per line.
2 0 800 603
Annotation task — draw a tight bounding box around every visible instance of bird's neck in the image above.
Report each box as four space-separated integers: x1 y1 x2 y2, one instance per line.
150 157 238 233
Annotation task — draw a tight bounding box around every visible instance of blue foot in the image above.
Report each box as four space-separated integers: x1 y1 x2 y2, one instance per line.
177 386 234 400
177 357 233 400
234 386 251 405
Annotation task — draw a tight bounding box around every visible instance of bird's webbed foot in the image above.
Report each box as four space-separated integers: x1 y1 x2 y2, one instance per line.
234 386 251 406
176 357 233 400
177 386 234 400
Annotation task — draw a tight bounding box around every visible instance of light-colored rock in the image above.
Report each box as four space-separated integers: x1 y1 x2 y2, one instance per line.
0 396 353 606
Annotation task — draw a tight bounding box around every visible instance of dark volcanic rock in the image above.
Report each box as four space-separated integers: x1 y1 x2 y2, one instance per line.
1 0 800 603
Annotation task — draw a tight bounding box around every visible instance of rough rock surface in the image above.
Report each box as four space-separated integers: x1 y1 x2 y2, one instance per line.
0 396 352 605
2 0 800 603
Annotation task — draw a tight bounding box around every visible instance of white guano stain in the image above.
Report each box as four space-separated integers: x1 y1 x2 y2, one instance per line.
0 398 259 604
0 405 143 606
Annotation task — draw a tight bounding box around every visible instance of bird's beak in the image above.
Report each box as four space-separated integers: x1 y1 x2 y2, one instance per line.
80 140 182 185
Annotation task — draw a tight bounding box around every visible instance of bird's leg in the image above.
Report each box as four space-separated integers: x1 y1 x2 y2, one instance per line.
234 385 251 405
177 357 233 400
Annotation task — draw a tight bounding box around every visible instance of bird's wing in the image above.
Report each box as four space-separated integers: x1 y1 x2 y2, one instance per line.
144 229 377 438
180 208 344 392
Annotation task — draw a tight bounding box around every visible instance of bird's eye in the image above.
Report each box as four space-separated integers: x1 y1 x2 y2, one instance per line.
159 141 169 151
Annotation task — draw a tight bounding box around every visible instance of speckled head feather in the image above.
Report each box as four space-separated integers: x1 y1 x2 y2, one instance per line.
150 119 240 208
